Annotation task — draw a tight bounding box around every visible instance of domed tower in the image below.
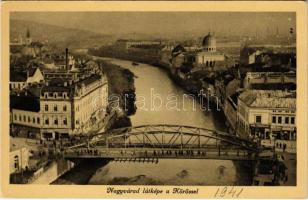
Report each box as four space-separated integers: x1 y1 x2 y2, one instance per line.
202 32 216 52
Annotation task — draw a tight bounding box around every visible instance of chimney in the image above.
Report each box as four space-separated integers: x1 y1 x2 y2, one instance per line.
65 48 69 71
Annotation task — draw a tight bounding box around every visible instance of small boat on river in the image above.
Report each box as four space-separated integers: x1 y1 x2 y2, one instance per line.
132 62 139 66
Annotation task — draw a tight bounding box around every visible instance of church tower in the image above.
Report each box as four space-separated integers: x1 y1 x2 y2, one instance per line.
25 29 32 45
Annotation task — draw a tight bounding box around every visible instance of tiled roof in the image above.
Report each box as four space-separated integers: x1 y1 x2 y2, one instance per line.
77 74 101 87
41 74 102 96
239 90 296 109
48 78 72 86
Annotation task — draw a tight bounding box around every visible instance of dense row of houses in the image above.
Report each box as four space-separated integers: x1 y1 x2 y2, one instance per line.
109 33 297 153
157 33 297 153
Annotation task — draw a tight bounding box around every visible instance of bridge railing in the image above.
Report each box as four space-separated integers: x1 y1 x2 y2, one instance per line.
63 147 255 160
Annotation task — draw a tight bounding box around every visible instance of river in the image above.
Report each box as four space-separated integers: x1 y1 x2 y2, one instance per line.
87 58 252 185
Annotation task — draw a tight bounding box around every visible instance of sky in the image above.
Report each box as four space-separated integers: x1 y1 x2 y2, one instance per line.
11 12 296 38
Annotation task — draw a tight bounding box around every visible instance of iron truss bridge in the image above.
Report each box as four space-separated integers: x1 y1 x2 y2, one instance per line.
63 124 260 161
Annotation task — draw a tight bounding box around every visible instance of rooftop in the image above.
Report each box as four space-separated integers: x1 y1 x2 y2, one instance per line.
239 90 296 109
41 74 102 96
76 74 101 87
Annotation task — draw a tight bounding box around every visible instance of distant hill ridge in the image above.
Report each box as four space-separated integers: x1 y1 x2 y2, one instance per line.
10 19 114 49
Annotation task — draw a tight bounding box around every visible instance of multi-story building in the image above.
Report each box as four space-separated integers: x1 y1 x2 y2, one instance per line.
11 73 108 140
237 90 296 151
115 39 162 50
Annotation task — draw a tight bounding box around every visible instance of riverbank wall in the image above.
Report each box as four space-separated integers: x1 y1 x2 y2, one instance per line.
30 159 75 184
52 158 111 184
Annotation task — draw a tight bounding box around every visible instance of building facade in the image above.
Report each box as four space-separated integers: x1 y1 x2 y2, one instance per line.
11 73 108 140
115 39 162 50
237 90 296 152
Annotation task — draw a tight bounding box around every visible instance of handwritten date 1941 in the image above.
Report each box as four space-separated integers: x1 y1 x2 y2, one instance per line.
214 186 243 198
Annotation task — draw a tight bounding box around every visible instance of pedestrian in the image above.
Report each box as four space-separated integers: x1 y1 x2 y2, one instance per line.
283 143 287 152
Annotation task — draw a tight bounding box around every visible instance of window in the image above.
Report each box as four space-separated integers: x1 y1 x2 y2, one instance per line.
291 117 295 124
28 116 30 123
45 118 49 125
278 116 282 124
32 117 35 123
63 105 67 112
255 115 261 123
37 117 40 124
54 93 57 98
19 115 22 121
54 118 58 125
285 117 289 124
63 118 67 125
76 120 79 125
14 114 17 121
54 105 58 112
272 116 276 123
45 105 48 111
14 155 19 170
23 115 26 122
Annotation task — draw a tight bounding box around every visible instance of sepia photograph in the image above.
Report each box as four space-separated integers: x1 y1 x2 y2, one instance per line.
1 1 307 199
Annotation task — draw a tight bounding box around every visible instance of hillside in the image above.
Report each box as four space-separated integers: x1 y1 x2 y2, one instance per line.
10 19 114 49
